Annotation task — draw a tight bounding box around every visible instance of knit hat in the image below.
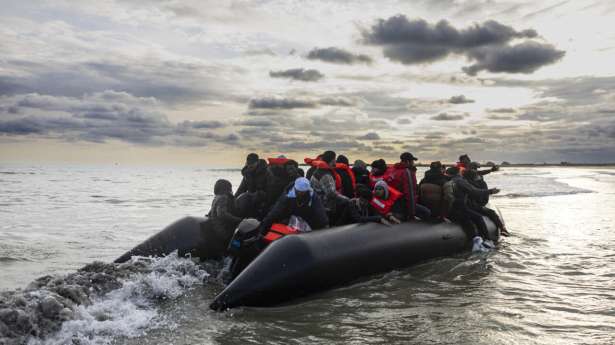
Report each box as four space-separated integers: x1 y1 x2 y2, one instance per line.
294 177 312 192
374 180 390 199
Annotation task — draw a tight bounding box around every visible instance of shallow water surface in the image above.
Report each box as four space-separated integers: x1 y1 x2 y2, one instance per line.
1 165 614 344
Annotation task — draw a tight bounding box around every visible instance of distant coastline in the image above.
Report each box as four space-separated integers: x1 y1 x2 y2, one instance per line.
290 162 615 168
415 162 615 168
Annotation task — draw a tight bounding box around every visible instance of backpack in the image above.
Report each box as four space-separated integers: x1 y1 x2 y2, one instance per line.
442 180 455 216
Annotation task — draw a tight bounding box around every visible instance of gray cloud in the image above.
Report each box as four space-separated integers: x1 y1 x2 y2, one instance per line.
487 114 517 120
238 119 277 127
431 112 466 121
271 139 371 153
361 15 563 75
319 97 358 107
177 120 226 129
247 96 357 110
462 42 565 76
448 95 475 104
487 107 516 113
0 58 242 106
0 92 239 147
248 97 318 109
269 68 324 82
0 116 82 135
307 47 373 65
357 132 381 140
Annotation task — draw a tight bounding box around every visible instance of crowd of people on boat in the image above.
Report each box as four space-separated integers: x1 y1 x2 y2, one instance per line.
208 151 509 253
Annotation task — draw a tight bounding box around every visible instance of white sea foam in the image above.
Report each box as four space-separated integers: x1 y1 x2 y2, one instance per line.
25 252 208 345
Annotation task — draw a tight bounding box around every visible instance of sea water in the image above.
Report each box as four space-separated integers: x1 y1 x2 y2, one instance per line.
1 165 614 344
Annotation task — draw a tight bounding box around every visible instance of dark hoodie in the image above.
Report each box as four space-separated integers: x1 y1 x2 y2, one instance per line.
258 184 329 234
420 168 448 187
235 159 268 198
352 160 370 186
265 160 301 208
207 179 242 228
464 169 490 206
451 174 490 209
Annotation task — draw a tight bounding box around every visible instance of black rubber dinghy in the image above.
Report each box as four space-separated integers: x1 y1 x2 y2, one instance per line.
210 217 498 310
114 216 234 263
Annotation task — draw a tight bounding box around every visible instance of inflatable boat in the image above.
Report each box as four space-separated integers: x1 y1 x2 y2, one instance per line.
114 216 234 263
209 217 498 310
115 213 499 310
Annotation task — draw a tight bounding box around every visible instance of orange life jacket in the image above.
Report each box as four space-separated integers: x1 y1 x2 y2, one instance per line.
263 223 300 244
267 157 289 166
335 162 356 189
304 158 342 192
456 162 468 175
370 186 403 215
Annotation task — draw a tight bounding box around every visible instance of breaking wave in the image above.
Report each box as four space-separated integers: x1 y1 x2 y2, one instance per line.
0 252 208 345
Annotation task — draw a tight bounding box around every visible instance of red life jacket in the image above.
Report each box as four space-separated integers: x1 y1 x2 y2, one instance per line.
368 167 392 188
304 158 342 192
267 157 289 166
263 223 300 244
335 162 356 189
370 186 403 215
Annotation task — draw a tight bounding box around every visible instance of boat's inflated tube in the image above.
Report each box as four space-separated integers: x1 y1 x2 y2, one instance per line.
114 216 234 263
210 217 498 310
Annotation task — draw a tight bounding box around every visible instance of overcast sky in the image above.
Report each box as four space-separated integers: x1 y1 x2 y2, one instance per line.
1 0 614 166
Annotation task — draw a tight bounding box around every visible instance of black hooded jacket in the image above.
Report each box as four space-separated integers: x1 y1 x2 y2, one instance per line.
207 179 242 228
450 175 490 209
419 169 449 187
265 163 300 208
258 191 329 234
465 170 490 206
352 166 370 186
235 159 268 198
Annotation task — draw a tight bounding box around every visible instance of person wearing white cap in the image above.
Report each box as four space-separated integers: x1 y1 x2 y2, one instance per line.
258 177 329 235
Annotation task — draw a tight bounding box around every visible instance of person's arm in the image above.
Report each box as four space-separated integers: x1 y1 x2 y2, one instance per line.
258 197 289 235
478 165 499 176
309 194 329 230
456 178 491 199
477 169 491 176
